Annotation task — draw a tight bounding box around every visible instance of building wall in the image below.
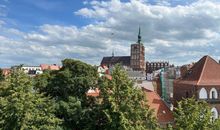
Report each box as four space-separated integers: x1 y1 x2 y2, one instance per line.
146 62 169 73
21 66 43 75
173 83 196 106
174 83 220 119
130 44 145 71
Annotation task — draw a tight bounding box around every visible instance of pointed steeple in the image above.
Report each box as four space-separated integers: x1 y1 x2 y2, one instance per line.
112 50 114 57
137 26 141 44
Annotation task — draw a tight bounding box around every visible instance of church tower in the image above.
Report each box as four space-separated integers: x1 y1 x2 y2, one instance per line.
130 27 145 71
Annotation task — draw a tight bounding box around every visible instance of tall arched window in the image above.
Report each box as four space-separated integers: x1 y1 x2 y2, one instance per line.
210 88 218 99
199 88 208 99
211 107 218 120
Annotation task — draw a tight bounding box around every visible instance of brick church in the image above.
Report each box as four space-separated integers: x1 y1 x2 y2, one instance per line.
174 55 220 119
101 27 145 72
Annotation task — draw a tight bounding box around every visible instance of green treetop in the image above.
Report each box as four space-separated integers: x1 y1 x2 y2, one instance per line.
174 97 213 130
0 69 62 130
97 65 158 130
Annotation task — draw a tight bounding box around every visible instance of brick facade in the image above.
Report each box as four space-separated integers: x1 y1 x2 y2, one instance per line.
173 55 220 119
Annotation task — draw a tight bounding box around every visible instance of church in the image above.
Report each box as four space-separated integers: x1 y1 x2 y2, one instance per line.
101 27 145 72
174 55 220 120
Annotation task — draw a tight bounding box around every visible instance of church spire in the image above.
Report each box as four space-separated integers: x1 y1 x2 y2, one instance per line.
137 26 141 44
112 49 114 57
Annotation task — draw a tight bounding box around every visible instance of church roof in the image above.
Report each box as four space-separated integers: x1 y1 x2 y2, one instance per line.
177 55 220 85
101 56 131 66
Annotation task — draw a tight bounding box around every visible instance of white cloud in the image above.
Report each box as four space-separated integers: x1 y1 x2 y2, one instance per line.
74 0 220 65
1 0 220 67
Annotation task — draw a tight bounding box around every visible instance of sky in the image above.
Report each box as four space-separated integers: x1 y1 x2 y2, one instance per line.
0 0 220 67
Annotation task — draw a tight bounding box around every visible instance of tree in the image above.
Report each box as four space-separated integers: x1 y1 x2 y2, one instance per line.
0 68 5 81
174 97 213 130
34 59 99 129
0 69 62 130
34 60 158 130
95 65 158 130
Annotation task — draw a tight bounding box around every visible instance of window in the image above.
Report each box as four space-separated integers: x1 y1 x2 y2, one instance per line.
210 88 218 99
211 107 218 120
186 91 189 98
199 88 208 99
212 91 215 99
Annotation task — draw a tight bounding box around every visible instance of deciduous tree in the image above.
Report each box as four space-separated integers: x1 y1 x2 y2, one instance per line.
35 59 98 129
96 65 158 130
0 69 62 130
174 97 212 130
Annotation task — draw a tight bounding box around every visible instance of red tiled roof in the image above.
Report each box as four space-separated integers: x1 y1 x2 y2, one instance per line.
40 64 49 70
177 55 220 85
86 88 100 97
48 65 60 70
2 68 11 76
142 88 174 124
40 64 61 71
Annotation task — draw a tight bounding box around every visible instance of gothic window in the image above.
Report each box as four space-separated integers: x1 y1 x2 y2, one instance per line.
199 88 208 99
211 107 218 120
210 88 218 99
186 91 189 98
212 91 215 99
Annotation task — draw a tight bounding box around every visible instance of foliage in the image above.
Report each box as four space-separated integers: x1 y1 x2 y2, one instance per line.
174 97 213 130
212 119 220 130
34 61 158 130
0 68 4 81
96 65 158 130
34 59 99 129
0 69 62 130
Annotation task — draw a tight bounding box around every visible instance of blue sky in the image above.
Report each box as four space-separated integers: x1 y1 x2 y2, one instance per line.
0 0 197 31
0 0 220 67
0 0 88 31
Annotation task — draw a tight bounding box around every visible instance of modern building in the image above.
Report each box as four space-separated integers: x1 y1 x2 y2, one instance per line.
173 55 220 120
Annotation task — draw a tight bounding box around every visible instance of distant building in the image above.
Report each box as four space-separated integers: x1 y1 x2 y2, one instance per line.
159 67 181 103
126 70 146 81
40 64 61 71
174 55 220 120
101 27 145 72
179 63 194 78
2 68 11 76
146 69 162 81
130 28 145 71
146 61 169 74
11 64 61 76
21 66 43 75
101 56 130 69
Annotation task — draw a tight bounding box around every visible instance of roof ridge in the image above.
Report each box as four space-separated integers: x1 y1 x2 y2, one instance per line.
197 56 208 85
